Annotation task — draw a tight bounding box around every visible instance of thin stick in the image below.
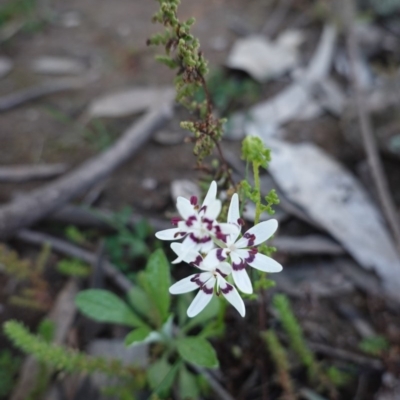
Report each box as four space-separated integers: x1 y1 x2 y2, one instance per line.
16 229 133 293
192 366 235 400
308 342 383 370
0 78 91 112
0 104 172 239
343 0 400 253
0 164 68 183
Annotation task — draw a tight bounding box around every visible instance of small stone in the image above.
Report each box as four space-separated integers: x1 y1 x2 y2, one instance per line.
142 177 157 190
210 36 228 52
60 10 82 28
153 130 186 145
31 56 86 75
25 109 40 122
171 180 200 201
0 57 13 79
116 24 131 38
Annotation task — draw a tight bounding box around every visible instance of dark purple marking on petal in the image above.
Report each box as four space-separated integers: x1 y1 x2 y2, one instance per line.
174 231 187 238
216 232 228 242
186 215 197 227
232 260 246 271
245 247 258 263
201 284 213 295
243 232 256 246
190 274 204 287
202 217 214 231
216 249 226 261
199 205 207 214
171 217 181 226
213 225 228 242
190 196 198 206
190 255 203 267
237 218 245 226
189 233 212 244
216 268 228 278
221 283 234 295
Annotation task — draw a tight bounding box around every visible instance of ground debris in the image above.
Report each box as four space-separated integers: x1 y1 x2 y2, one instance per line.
86 86 175 119
226 30 303 82
266 139 400 302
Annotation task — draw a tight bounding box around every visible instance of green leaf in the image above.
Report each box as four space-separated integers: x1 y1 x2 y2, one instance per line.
182 296 220 332
179 364 200 399
147 358 180 397
177 295 189 327
75 289 145 328
37 319 55 343
359 335 389 356
153 361 181 398
143 249 171 322
147 358 171 390
124 327 159 347
127 286 158 324
57 259 91 277
176 337 219 368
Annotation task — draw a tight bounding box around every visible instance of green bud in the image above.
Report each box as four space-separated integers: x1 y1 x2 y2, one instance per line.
241 136 271 168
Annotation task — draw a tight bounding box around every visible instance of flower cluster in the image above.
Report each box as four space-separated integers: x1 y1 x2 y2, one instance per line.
155 181 283 317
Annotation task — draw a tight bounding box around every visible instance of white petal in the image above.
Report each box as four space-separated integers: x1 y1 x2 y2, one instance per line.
181 235 200 250
199 239 215 256
202 181 217 208
187 277 216 317
170 242 203 266
176 197 195 219
216 262 232 277
170 272 213 294
203 248 228 268
228 193 240 225
217 276 245 317
235 220 278 248
230 252 253 294
248 253 283 273
172 237 198 263
219 223 241 235
204 199 221 220
232 269 253 294
235 249 253 261
220 223 241 245
155 228 182 241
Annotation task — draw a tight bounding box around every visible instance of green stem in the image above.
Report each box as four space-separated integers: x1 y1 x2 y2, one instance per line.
253 161 261 224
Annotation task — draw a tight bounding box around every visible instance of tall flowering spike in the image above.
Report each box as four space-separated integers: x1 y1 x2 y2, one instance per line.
155 181 235 255
203 193 282 295
169 243 246 318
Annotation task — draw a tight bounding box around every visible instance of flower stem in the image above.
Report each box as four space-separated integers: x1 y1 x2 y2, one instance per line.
253 162 261 224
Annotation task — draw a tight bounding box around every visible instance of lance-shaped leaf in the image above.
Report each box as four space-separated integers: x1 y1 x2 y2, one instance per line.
176 337 219 368
75 289 145 328
143 249 171 323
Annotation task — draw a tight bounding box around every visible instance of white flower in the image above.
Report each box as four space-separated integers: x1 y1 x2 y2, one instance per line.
169 243 245 317
203 193 282 295
155 181 234 256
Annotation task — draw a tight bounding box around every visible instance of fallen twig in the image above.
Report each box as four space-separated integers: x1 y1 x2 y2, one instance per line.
308 342 383 370
16 229 133 292
343 0 400 253
0 164 68 183
47 204 171 232
0 104 172 239
192 366 235 400
272 235 344 255
0 77 94 112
